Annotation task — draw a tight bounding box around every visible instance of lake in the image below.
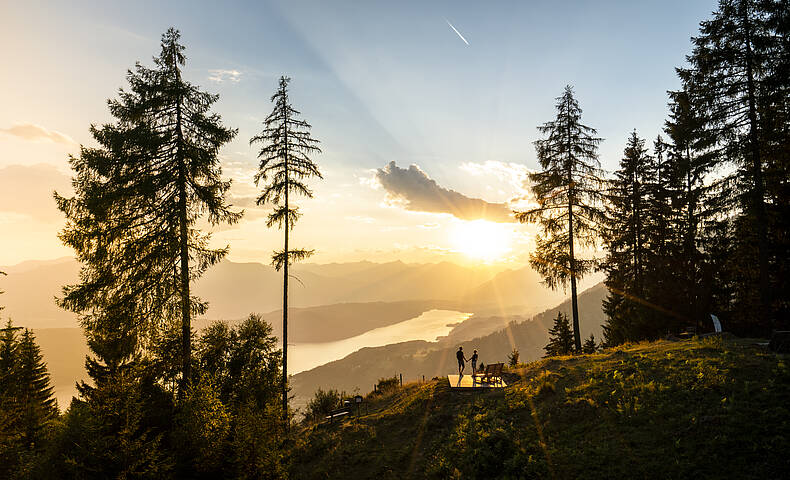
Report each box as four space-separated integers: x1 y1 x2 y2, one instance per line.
289 309 471 374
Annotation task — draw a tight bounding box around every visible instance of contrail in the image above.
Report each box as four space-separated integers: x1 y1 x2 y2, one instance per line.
446 19 470 46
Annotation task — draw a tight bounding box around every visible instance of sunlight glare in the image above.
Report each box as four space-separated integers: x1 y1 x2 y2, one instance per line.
451 219 512 262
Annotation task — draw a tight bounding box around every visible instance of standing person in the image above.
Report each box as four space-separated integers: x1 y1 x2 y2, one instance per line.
456 346 467 375
471 349 479 374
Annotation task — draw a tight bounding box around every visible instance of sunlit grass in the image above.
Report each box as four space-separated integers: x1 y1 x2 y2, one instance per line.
292 337 790 479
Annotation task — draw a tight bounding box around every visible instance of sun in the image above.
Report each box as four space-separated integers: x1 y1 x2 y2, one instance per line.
450 219 512 262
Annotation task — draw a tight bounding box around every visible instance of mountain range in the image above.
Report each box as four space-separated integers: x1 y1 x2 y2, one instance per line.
0 257 583 329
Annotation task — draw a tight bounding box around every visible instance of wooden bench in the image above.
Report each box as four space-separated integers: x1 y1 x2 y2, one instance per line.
678 326 697 339
325 402 353 423
474 362 504 384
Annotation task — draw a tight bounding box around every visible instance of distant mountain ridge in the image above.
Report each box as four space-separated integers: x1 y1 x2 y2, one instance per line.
24 283 607 410
1 256 607 410
0 257 570 329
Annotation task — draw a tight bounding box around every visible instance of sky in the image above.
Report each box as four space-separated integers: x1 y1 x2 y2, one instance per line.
0 0 718 267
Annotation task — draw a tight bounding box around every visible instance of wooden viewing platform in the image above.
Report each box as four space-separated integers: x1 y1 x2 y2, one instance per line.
447 374 507 389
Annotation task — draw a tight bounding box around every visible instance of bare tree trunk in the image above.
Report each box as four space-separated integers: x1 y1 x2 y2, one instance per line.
175 65 191 390
569 203 581 352
566 99 581 352
282 84 290 431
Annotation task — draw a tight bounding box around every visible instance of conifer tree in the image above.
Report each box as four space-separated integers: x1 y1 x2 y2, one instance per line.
56 27 239 390
663 89 722 330
251 76 322 425
602 131 656 343
544 312 574 357
643 135 676 313
15 329 57 447
0 321 16 385
0 324 57 477
0 319 21 472
762 1 790 328
59 363 173 478
582 333 597 354
0 274 12 407
516 86 606 351
678 0 783 329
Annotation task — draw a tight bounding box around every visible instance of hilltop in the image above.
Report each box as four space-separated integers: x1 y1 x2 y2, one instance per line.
289 283 607 409
291 337 789 479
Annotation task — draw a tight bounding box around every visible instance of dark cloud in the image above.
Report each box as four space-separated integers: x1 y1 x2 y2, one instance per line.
375 161 514 223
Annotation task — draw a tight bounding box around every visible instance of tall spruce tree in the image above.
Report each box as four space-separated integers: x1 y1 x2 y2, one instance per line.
663 89 722 331
602 131 654 344
678 0 783 330
516 86 606 351
644 135 676 308
762 0 790 327
251 76 322 425
56 27 239 390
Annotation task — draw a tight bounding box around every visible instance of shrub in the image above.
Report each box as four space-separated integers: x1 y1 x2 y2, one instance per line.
376 376 400 393
508 348 520 367
306 388 342 420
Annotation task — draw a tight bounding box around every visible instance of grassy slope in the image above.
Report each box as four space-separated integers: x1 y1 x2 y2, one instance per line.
290 283 607 409
291 337 789 479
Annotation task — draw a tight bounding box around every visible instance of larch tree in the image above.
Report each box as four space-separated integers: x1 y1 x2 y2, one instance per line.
251 76 322 426
56 28 239 392
516 86 606 351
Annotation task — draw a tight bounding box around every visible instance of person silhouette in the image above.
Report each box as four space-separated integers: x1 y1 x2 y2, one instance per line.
471 349 479 374
456 346 467 375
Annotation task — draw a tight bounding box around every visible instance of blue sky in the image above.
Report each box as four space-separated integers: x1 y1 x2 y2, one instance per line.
0 0 718 266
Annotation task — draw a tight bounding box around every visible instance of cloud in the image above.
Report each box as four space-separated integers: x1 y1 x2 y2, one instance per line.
460 160 537 210
460 161 531 190
0 164 72 222
208 69 242 83
374 161 515 223
0 123 77 146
